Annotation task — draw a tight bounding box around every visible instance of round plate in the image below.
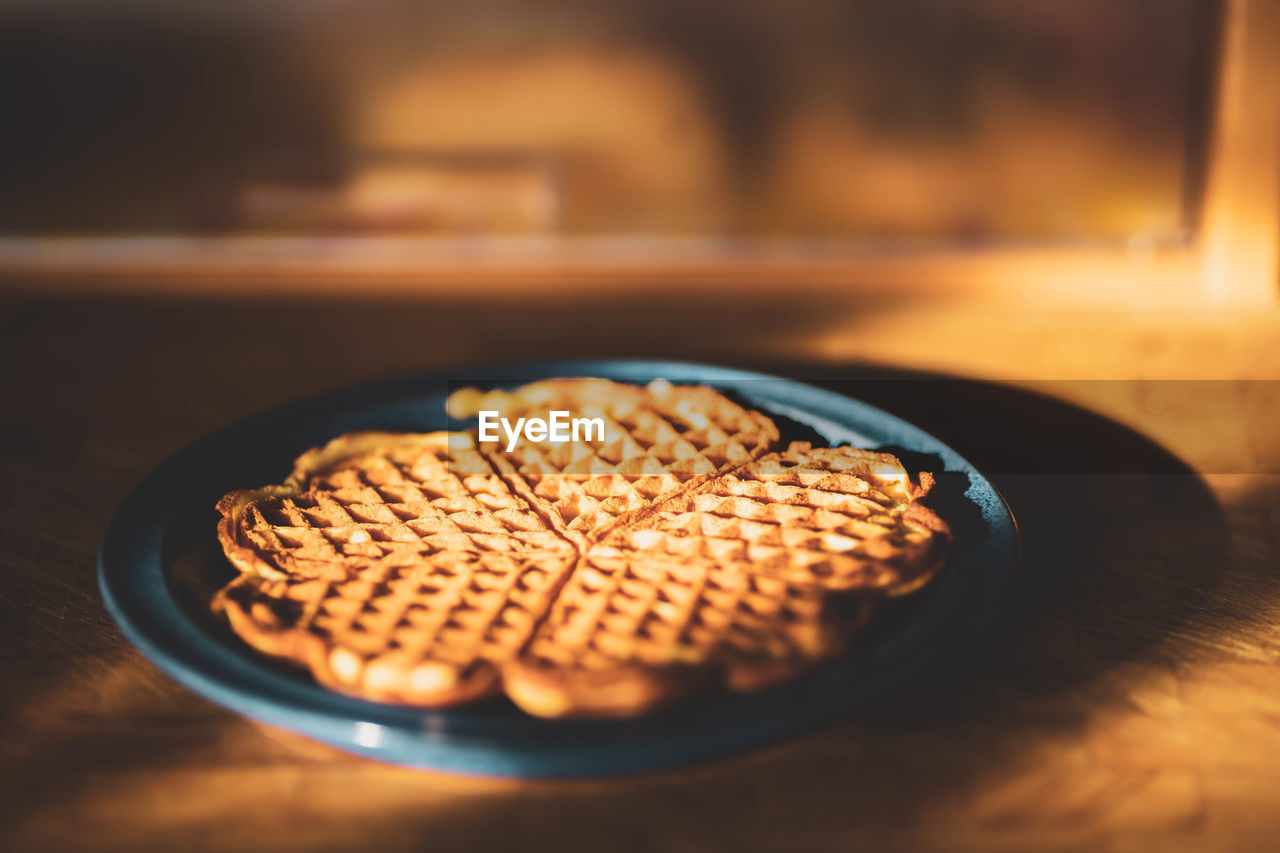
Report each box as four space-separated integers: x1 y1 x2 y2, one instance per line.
99 360 1017 778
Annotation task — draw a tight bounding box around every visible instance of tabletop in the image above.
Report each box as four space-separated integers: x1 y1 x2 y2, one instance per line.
2 289 1278 852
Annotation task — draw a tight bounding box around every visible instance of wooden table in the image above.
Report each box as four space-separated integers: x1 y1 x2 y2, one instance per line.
3 289 1278 851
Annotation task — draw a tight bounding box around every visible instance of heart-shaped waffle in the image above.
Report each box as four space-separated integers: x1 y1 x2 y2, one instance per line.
213 380 950 717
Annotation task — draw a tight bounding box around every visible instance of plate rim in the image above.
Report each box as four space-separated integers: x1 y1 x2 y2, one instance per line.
98 359 1019 777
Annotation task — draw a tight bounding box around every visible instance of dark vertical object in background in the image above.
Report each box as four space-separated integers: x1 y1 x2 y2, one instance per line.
1180 0 1225 235
641 2 781 210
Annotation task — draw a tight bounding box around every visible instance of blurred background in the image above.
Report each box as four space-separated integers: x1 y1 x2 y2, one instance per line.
0 0 1213 242
0 0 1276 378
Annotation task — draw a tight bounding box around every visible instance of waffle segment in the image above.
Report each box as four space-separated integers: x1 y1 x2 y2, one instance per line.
502 548 861 718
213 430 579 707
447 378 780 538
215 549 577 706
604 443 951 594
216 432 567 581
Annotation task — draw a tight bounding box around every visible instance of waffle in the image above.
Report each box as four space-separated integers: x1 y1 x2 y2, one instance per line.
215 431 568 582
446 378 780 539
213 431 578 706
213 379 951 717
602 443 951 596
502 548 868 718
215 549 576 706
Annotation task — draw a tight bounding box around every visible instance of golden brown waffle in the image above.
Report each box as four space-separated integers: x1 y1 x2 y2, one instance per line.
602 443 952 595
502 548 866 718
213 380 951 717
446 378 780 539
214 431 578 706
216 432 568 582
215 549 577 706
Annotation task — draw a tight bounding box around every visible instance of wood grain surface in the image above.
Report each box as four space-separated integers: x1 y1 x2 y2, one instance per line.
1 290 1278 852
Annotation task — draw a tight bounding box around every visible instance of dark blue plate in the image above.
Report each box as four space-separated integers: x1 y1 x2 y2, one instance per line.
99 360 1017 777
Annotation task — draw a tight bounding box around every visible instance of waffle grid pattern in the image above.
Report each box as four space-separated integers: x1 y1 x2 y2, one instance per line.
525 548 835 671
602 447 948 592
449 379 780 537
215 381 950 717
217 549 576 704
234 442 567 580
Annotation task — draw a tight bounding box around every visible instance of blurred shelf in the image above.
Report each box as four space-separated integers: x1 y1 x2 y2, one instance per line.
0 235 1210 309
